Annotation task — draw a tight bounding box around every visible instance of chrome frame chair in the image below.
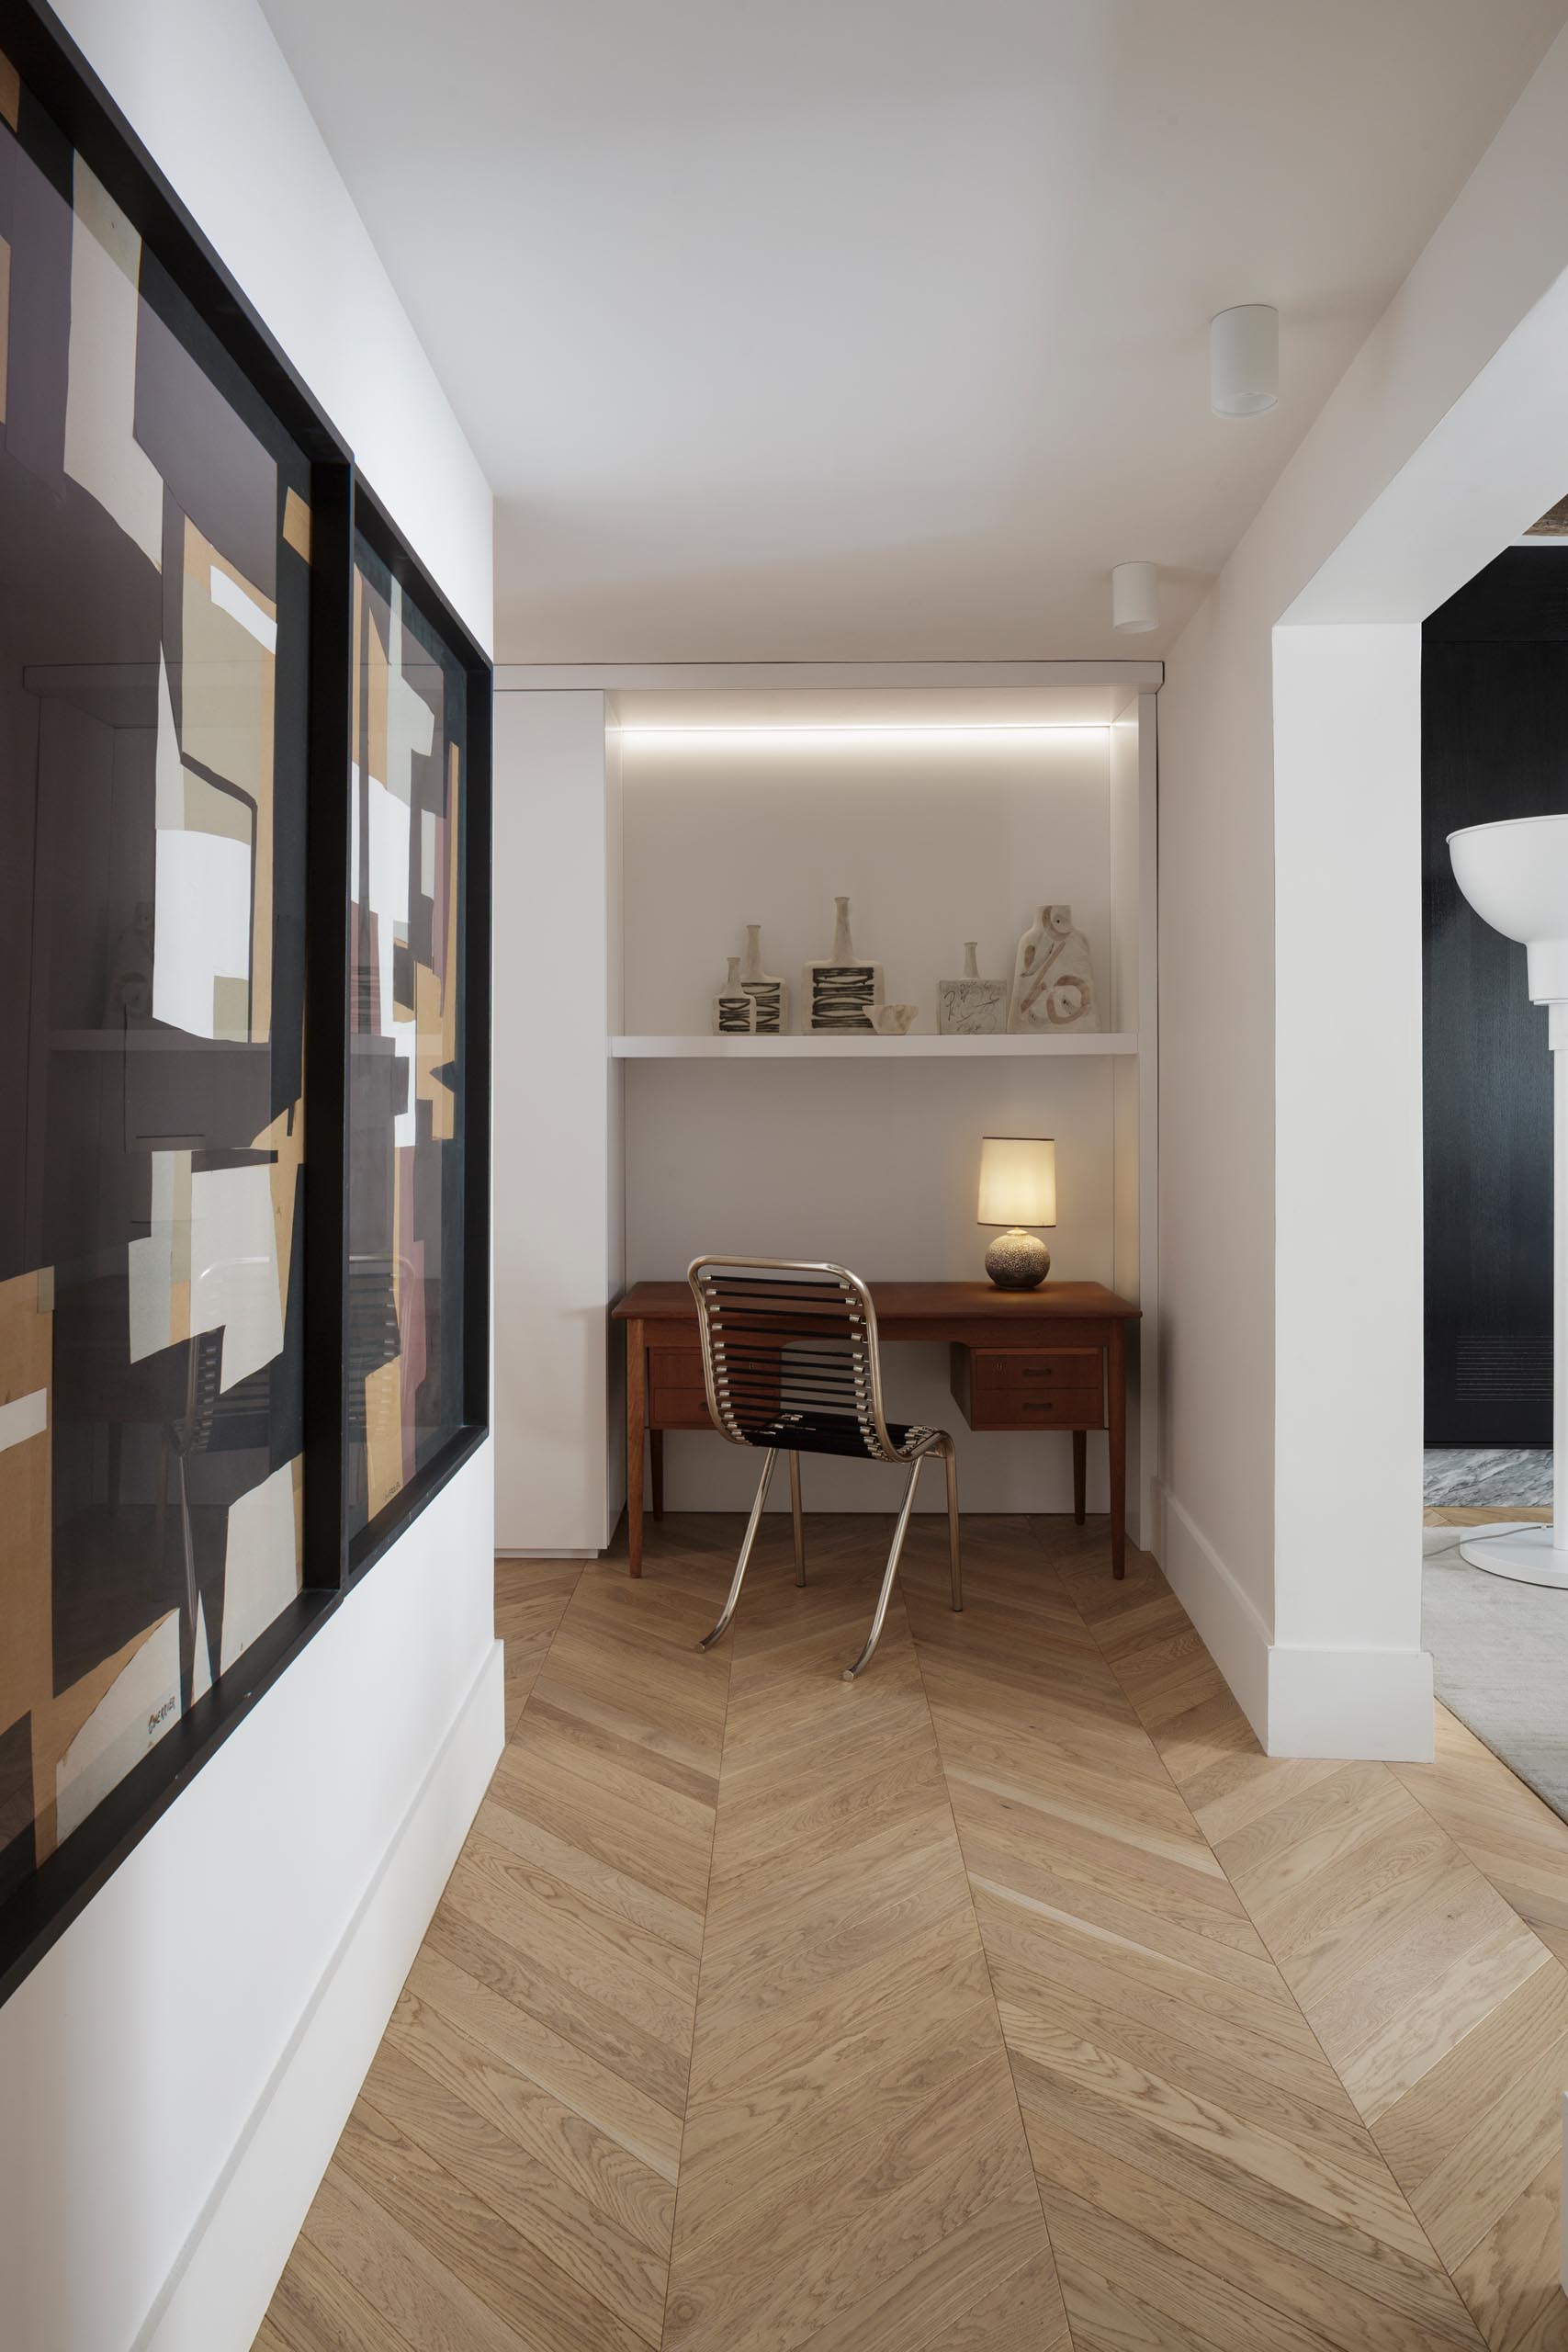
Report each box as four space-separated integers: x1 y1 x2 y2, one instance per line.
688 1255 962 1679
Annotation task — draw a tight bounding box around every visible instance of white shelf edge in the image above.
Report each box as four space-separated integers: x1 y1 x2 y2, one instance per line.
609 1032 1139 1060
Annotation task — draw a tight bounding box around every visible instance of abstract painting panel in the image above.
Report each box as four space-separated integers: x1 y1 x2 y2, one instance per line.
346 534 468 1540
0 49 310 1900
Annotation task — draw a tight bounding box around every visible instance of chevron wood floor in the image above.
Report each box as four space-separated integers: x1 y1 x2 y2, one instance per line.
256 1514 1568 2352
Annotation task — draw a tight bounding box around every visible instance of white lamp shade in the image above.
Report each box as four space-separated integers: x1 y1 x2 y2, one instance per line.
1450 814 1568 1002
1210 304 1279 417
977 1136 1056 1228
1111 560 1159 635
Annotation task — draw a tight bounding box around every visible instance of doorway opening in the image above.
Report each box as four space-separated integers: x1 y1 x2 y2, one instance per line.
1423 506 1568 1815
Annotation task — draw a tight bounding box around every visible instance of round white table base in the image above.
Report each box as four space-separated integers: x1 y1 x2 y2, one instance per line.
1460 1523 1568 1589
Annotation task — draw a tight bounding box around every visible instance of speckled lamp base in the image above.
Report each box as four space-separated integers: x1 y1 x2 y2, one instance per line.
984 1228 1051 1290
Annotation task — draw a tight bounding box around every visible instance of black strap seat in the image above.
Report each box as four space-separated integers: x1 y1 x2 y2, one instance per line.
747 1408 940 1461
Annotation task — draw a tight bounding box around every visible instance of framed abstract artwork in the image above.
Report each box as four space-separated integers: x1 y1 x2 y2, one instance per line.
0 0 491 2004
341 497 490 1572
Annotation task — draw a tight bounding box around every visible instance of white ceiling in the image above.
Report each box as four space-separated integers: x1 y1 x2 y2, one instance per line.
261 0 1568 662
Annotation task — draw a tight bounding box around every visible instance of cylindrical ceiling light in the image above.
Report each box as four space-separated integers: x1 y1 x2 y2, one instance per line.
1111 560 1159 635
1210 303 1279 417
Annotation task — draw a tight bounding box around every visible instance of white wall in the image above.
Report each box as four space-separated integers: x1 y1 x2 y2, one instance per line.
1157 19 1568 1755
1270 625 1429 1755
492 691 625 1553
53 0 491 649
0 6 498 2347
1109 699 1157 1543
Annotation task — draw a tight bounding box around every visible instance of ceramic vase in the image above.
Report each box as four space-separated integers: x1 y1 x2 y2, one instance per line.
938 942 1008 1035
713 954 757 1035
739 923 787 1034
1007 904 1100 1034
804 896 883 1032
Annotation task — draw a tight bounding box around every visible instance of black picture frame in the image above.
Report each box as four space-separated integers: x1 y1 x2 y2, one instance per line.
0 0 492 2008
338 483 493 1588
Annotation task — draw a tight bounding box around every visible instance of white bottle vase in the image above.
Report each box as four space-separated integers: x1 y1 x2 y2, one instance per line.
804 896 884 1033
713 953 756 1035
938 940 1007 1035
739 922 788 1035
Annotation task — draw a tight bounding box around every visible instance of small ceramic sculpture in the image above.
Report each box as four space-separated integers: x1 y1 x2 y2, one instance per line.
713 954 757 1035
739 923 787 1034
804 896 883 1032
1007 904 1100 1035
870 1003 918 1035
937 943 1008 1036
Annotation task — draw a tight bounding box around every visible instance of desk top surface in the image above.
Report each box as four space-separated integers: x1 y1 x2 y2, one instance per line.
613 1278 1139 1324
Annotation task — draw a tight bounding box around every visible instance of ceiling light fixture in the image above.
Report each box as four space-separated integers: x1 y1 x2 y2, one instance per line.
1210 303 1279 417
1111 561 1159 636
613 721 1111 743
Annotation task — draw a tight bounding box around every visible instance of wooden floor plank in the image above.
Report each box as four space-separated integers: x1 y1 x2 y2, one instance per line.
265 2224 421 2352
298 2159 541 2352
1452 2155 1566 2352
386 1981 673 2246
663 1519 1066 2352
1035 1525 1568 2351
258 1521 1568 2352
406 1941 684 2183
334 2098 652 2352
370 1999 672 2335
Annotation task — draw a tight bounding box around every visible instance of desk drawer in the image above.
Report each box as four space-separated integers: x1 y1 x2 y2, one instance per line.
967 1388 1102 1431
646 1345 786 1430
649 1346 710 1429
950 1344 1103 1430
972 1347 1101 1396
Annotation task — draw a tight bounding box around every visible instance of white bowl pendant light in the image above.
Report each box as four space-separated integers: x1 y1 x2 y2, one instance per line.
1210 303 1279 417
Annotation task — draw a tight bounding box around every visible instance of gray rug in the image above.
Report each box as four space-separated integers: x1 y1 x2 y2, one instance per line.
1423 1527 1568 1822
1424 1447 1553 1507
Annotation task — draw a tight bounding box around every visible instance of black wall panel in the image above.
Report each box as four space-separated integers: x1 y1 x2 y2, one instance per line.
1424 547 1568 1445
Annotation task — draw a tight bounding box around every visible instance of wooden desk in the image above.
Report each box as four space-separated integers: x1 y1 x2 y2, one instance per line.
611 1279 1140 1579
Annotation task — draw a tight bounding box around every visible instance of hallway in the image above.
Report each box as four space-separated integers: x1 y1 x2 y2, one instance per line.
258 1519 1568 2352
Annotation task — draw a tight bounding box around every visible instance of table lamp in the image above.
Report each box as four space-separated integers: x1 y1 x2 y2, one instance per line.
1449 813 1568 1586
977 1136 1056 1289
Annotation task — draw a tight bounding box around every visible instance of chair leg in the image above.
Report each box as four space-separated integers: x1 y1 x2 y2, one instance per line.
788 1450 806 1585
942 1440 963 1612
697 1449 777 1652
842 1455 924 1681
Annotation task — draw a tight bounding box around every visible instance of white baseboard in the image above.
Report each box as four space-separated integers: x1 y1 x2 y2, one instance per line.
1156 1482 1271 1746
1266 1640 1434 1761
136 1638 505 2352
495 1547 600 1559
1153 1482 1433 1762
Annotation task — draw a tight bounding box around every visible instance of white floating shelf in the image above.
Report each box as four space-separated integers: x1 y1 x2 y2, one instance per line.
610 1032 1137 1060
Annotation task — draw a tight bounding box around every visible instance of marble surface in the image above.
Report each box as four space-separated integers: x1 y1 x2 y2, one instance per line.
1423 1446 1553 1507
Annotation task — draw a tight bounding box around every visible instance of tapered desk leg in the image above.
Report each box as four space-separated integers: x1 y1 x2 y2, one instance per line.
1108 1321 1126 1580
651 1430 665 1521
1072 1430 1087 1525
626 1317 646 1577
788 1451 806 1584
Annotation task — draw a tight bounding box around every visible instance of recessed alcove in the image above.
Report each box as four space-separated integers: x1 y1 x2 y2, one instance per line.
494 662 1158 1544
